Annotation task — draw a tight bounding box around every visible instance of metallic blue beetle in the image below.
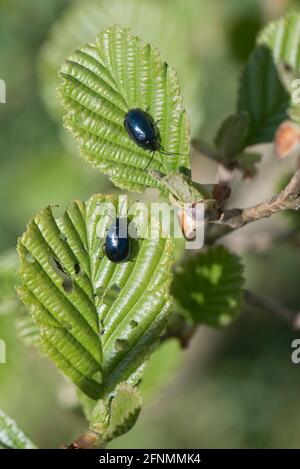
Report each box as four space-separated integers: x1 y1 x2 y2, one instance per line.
124 108 186 169
124 108 161 169
104 217 131 263
124 108 160 152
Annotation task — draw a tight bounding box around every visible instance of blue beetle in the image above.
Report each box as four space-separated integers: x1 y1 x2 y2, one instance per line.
124 108 187 170
124 108 160 154
103 217 131 263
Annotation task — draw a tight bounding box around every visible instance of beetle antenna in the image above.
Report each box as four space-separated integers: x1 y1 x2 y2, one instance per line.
144 151 155 170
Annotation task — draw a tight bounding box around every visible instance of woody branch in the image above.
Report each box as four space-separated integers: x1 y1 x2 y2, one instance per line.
209 167 300 236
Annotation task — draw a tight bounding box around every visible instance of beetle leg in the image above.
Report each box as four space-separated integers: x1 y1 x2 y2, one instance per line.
144 151 155 170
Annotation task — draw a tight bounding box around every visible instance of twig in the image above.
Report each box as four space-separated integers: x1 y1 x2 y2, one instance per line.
209 168 300 239
244 289 300 330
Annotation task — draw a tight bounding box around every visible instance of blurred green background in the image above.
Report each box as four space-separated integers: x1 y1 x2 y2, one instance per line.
1 0 300 448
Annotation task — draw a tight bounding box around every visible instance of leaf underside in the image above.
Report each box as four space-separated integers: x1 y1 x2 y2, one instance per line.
59 25 190 193
172 246 244 327
17 194 174 399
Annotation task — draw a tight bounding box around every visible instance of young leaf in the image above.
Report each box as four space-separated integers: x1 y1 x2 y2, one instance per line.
211 111 261 177
214 112 251 159
238 45 290 146
172 246 244 327
104 383 142 442
59 26 190 193
17 195 174 400
0 410 36 449
71 383 142 448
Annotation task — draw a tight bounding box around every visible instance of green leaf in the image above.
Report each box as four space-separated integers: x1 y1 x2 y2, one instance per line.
0 410 36 449
259 12 300 76
172 246 244 327
78 341 181 423
75 382 142 448
58 25 190 193
238 44 290 146
17 194 174 399
215 112 251 159
104 383 142 442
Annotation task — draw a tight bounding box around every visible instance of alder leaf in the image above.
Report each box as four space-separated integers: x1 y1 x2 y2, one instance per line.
59 25 190 193
238 44 290 146
17 195 174 399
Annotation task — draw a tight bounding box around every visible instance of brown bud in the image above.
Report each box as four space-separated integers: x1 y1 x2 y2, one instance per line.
274 120 300 159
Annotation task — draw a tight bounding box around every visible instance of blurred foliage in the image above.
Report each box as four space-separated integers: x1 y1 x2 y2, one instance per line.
227 10 263 63
1 0 300 449
172 246 244 327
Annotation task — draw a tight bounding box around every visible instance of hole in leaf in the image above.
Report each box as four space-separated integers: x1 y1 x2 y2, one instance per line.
114 338 129 351
62 277 74 294
74 263 80 275
130 319 139 328
25 252 35 264
49 255 68 276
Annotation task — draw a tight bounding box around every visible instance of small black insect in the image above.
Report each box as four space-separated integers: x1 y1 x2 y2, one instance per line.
124 108 186 170
103 217 131 263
